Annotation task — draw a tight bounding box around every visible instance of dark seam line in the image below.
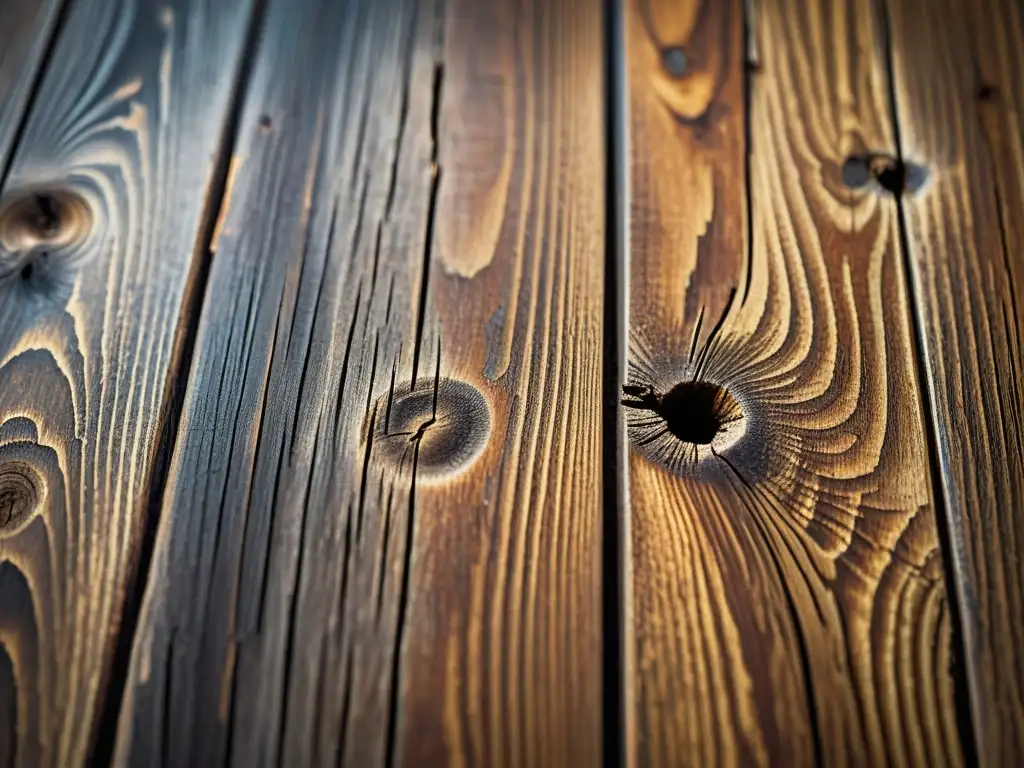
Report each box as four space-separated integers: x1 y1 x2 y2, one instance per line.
602 0 626 766
0 0 72 189
876 1 980 764
741 0 756 306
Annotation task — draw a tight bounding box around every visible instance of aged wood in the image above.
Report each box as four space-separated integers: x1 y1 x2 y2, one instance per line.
621 0 963 764
885 0 1024 761
0 0 256 762
0 0 63 176
114 0 605 764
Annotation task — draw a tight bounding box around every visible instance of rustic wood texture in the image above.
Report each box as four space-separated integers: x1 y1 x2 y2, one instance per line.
885 0 1024 761
114 0 605 765
0 0 255 763
622 0 963 764
0 0 63 175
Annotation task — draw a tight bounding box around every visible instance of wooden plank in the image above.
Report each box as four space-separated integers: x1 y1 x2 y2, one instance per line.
114 0 606 764
0 0 256 762
621 0 964 764
0 0 63 174
885 0 1024 761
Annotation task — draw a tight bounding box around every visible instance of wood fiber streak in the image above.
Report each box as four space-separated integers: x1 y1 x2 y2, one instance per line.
114 0 604 765
623 0 962 765
0 0 63 175
886 0 1024 761
0 0 255 764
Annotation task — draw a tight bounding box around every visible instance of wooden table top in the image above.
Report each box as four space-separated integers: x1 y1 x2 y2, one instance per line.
0 0 1021 765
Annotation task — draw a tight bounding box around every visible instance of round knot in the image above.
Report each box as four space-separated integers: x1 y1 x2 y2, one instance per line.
0 462 40 533
371 378 491 482
0 189 92 255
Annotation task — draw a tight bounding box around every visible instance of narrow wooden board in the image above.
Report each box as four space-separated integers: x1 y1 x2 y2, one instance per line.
0 0 256 762
114 0 606 764
885 0 1024 761
621 0 963 764
0 0 63 175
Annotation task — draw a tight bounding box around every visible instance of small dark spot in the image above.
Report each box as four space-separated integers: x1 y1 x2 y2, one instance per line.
33 193 60 235
842 153 929 195
871 156 907 195
0 462 39 532
259 114 272 130
19 264 32 281
976 83 997 102
842 156 872 189
662 47 688 78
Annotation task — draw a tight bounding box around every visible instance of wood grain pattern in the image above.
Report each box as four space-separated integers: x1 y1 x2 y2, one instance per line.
622 0 963 764
0 0 255 763
0 0 63 176
885 0 1024 761
114 0 605 764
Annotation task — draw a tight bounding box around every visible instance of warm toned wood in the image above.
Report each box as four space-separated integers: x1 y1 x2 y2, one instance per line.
886 0 1024 761
0 0 256 763
0 0 63 174
114 0 605 764
622 0 963 764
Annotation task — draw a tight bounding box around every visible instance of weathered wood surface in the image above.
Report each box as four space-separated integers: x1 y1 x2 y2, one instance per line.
0 0 63 175
886 0 1024 761
621 0 963 764
114 0 606 765
0 0 256 763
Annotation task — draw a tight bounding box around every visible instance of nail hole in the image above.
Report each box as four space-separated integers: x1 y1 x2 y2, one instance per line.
259 114 272 130
0 462 40 532
19 264 32 281
662 47 688 78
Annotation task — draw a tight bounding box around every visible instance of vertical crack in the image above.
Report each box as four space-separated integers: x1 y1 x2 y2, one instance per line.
385 5 445 766
410 60 445 388
740 0 757 306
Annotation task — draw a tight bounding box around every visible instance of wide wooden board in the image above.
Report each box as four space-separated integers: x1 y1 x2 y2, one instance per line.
621 0 963 764
886 0 1024 761
114 0 606 765
0 0 255 762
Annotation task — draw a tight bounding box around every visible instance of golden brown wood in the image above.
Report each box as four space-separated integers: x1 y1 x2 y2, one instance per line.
114 0 605 764
622 0 963 764
886 0 1024 760
0 0 256 763
0 0 62 174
